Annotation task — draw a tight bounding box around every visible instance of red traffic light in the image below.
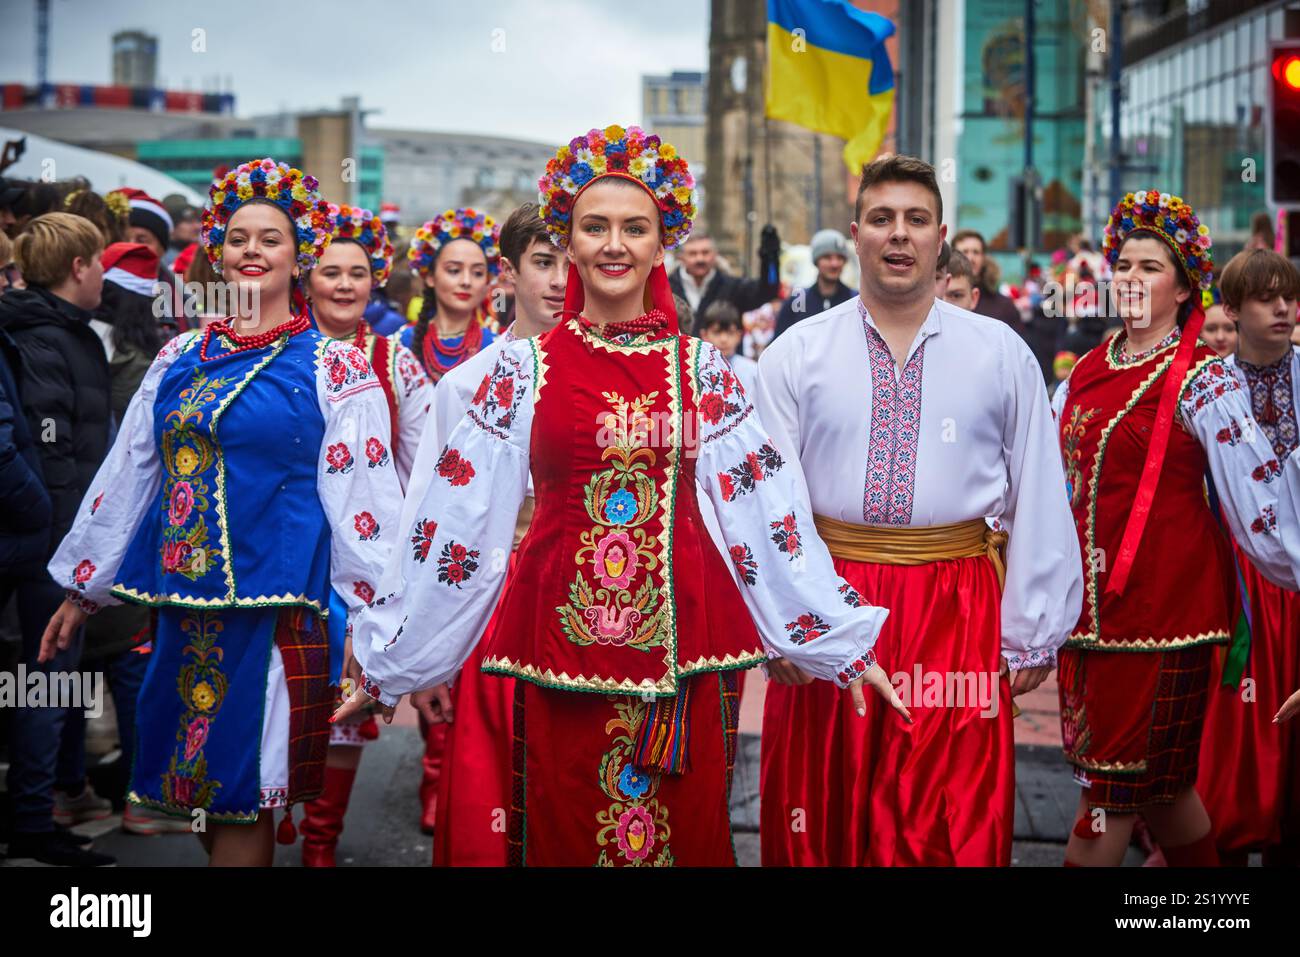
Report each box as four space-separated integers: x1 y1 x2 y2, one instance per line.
1275 54 1300 91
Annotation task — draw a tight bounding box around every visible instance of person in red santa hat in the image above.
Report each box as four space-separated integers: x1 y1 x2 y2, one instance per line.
107 188 185 330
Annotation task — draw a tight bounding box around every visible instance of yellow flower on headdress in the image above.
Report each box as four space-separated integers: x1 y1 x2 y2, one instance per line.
660 144 677 160
237 183 253 201
1197 224 1209 236
443 209 456 220
472 229 484 241
291 184 307 202
673 186 693 204
591 155 607 175
604 124 627 141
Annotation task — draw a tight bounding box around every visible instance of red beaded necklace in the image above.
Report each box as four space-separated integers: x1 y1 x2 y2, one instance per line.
200 313 310 362
347 319 371 357
422 319 483 380
580 308 670 339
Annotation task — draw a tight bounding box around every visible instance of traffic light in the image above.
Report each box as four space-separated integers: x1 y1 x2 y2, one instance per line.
1269 41 1300 207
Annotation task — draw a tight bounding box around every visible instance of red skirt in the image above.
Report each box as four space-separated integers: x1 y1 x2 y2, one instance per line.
508 672 740 867
432 630 515 866
1058 644 1213 812
1196 544 1300 853
760 553 1013 866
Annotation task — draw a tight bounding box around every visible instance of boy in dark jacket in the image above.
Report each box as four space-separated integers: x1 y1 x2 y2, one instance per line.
0 211 114 866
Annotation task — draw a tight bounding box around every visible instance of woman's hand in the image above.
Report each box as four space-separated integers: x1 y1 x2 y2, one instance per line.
39 599 89 664
848 662 912 724
1275 687 1300 723
1007 661 1052 696
411 684 454 725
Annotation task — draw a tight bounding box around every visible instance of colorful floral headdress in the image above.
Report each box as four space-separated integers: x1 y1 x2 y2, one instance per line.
1102 189 1214 293
201 158 331 274
538 124 697 250
407 208 501 279
326 204 394 287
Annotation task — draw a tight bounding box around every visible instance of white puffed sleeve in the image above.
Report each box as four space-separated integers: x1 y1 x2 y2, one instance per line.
391 340 431 490
315 339 405 624
48 333 196 611
693 342 887 687
998 334 1083 670
1180 358 1298 589
352 342 533 705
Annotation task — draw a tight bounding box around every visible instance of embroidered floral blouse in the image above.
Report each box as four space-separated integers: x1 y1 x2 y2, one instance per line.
49 329 404 626
353 331 889 705
1054 336 1297 590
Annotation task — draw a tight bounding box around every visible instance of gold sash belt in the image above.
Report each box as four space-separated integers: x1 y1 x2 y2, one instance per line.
812 515 1008 589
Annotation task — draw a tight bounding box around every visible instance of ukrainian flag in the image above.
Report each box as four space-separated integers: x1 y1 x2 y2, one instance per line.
766 0 896 174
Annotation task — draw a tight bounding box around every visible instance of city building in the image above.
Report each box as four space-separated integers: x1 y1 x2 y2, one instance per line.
642 70 708 183
111 30 158 88
1093 0 1296 251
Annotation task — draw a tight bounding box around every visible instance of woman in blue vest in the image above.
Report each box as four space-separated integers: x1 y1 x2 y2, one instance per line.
40 158 402 866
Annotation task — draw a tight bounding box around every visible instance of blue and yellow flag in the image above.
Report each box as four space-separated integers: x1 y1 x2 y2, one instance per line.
766 0 896 174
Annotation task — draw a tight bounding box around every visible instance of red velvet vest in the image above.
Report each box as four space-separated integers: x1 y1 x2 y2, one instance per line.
1059 335 1235 650
481 319 764 694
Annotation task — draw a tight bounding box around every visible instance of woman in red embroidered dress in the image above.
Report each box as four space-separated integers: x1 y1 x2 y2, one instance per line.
1052 190 1296 867
340 125 909 866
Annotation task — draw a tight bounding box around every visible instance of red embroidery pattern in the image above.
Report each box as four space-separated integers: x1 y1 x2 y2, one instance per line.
353 511 380 541
365 436 389 468
73 559 96 589
1182 360 1240 420
325 442 353 474
717 443 784 502
1251 505 1277 535
861 304 924 525
323 341 374 397
1215 421 1243 446
785 612 831 645
1251 458 1282 484
469 352 527 439
90 492 104 514
836 648 877 685
838 582 866 607
437 541 480 589
436 447 476 487
729 543 758 585
769 512 803 560
410 519 438 562
353 580 375 604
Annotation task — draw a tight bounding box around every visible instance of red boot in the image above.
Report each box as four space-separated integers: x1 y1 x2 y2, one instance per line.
300 765 357 868
419 721 447 835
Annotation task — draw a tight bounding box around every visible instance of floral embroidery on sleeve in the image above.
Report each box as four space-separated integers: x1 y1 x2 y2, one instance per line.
436 448 476 486
353 580 375 605
321 339 381 400
785 612 831 645
437 541 480 588
1180 360 1242 422
395 345 428 399
469 350 528 438
838 582 867 607
90 492 104 515
353 511 381 541
325 442 354 475
365 436 390 469
1251 505 1277 535
73 560 96 590
729 543 758 585
717 443 785 502
837 648 877 685
769 513 803 559
410 519 438 562
1251 459 1282 484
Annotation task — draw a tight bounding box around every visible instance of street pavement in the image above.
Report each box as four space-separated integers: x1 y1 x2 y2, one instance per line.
3 670 1151 867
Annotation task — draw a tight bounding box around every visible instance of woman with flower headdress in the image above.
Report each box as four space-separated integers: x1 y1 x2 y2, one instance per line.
38 158 402 866
1052 190 1297 867
341 125 908 866
402 208 500 385
283 203 430 866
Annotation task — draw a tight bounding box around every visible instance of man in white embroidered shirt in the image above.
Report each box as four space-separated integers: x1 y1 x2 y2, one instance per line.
753 154 1083 867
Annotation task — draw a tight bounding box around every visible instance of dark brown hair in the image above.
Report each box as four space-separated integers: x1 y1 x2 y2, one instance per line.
1219 248 1300 312
500 202 552 268
854 154 943 225
700 300 742 333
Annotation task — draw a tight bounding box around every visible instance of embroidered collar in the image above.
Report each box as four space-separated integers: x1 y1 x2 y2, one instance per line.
1107 326 1180 368
857 298 940 367
1235 351 1293 377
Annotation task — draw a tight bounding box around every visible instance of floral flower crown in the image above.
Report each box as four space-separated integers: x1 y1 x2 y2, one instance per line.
326 203 394 287
538 124 696 250
407 208 501 279
201 158 332 274
1102 189 1214 293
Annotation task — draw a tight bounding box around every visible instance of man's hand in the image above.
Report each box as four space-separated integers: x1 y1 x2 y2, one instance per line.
849 662 912 724
411 684 454 725
39 599 89 664
333 688 395 725
767 658 815 686
1006 661 1052 697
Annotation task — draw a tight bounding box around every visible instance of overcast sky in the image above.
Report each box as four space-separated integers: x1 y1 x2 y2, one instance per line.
0 0 710 144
